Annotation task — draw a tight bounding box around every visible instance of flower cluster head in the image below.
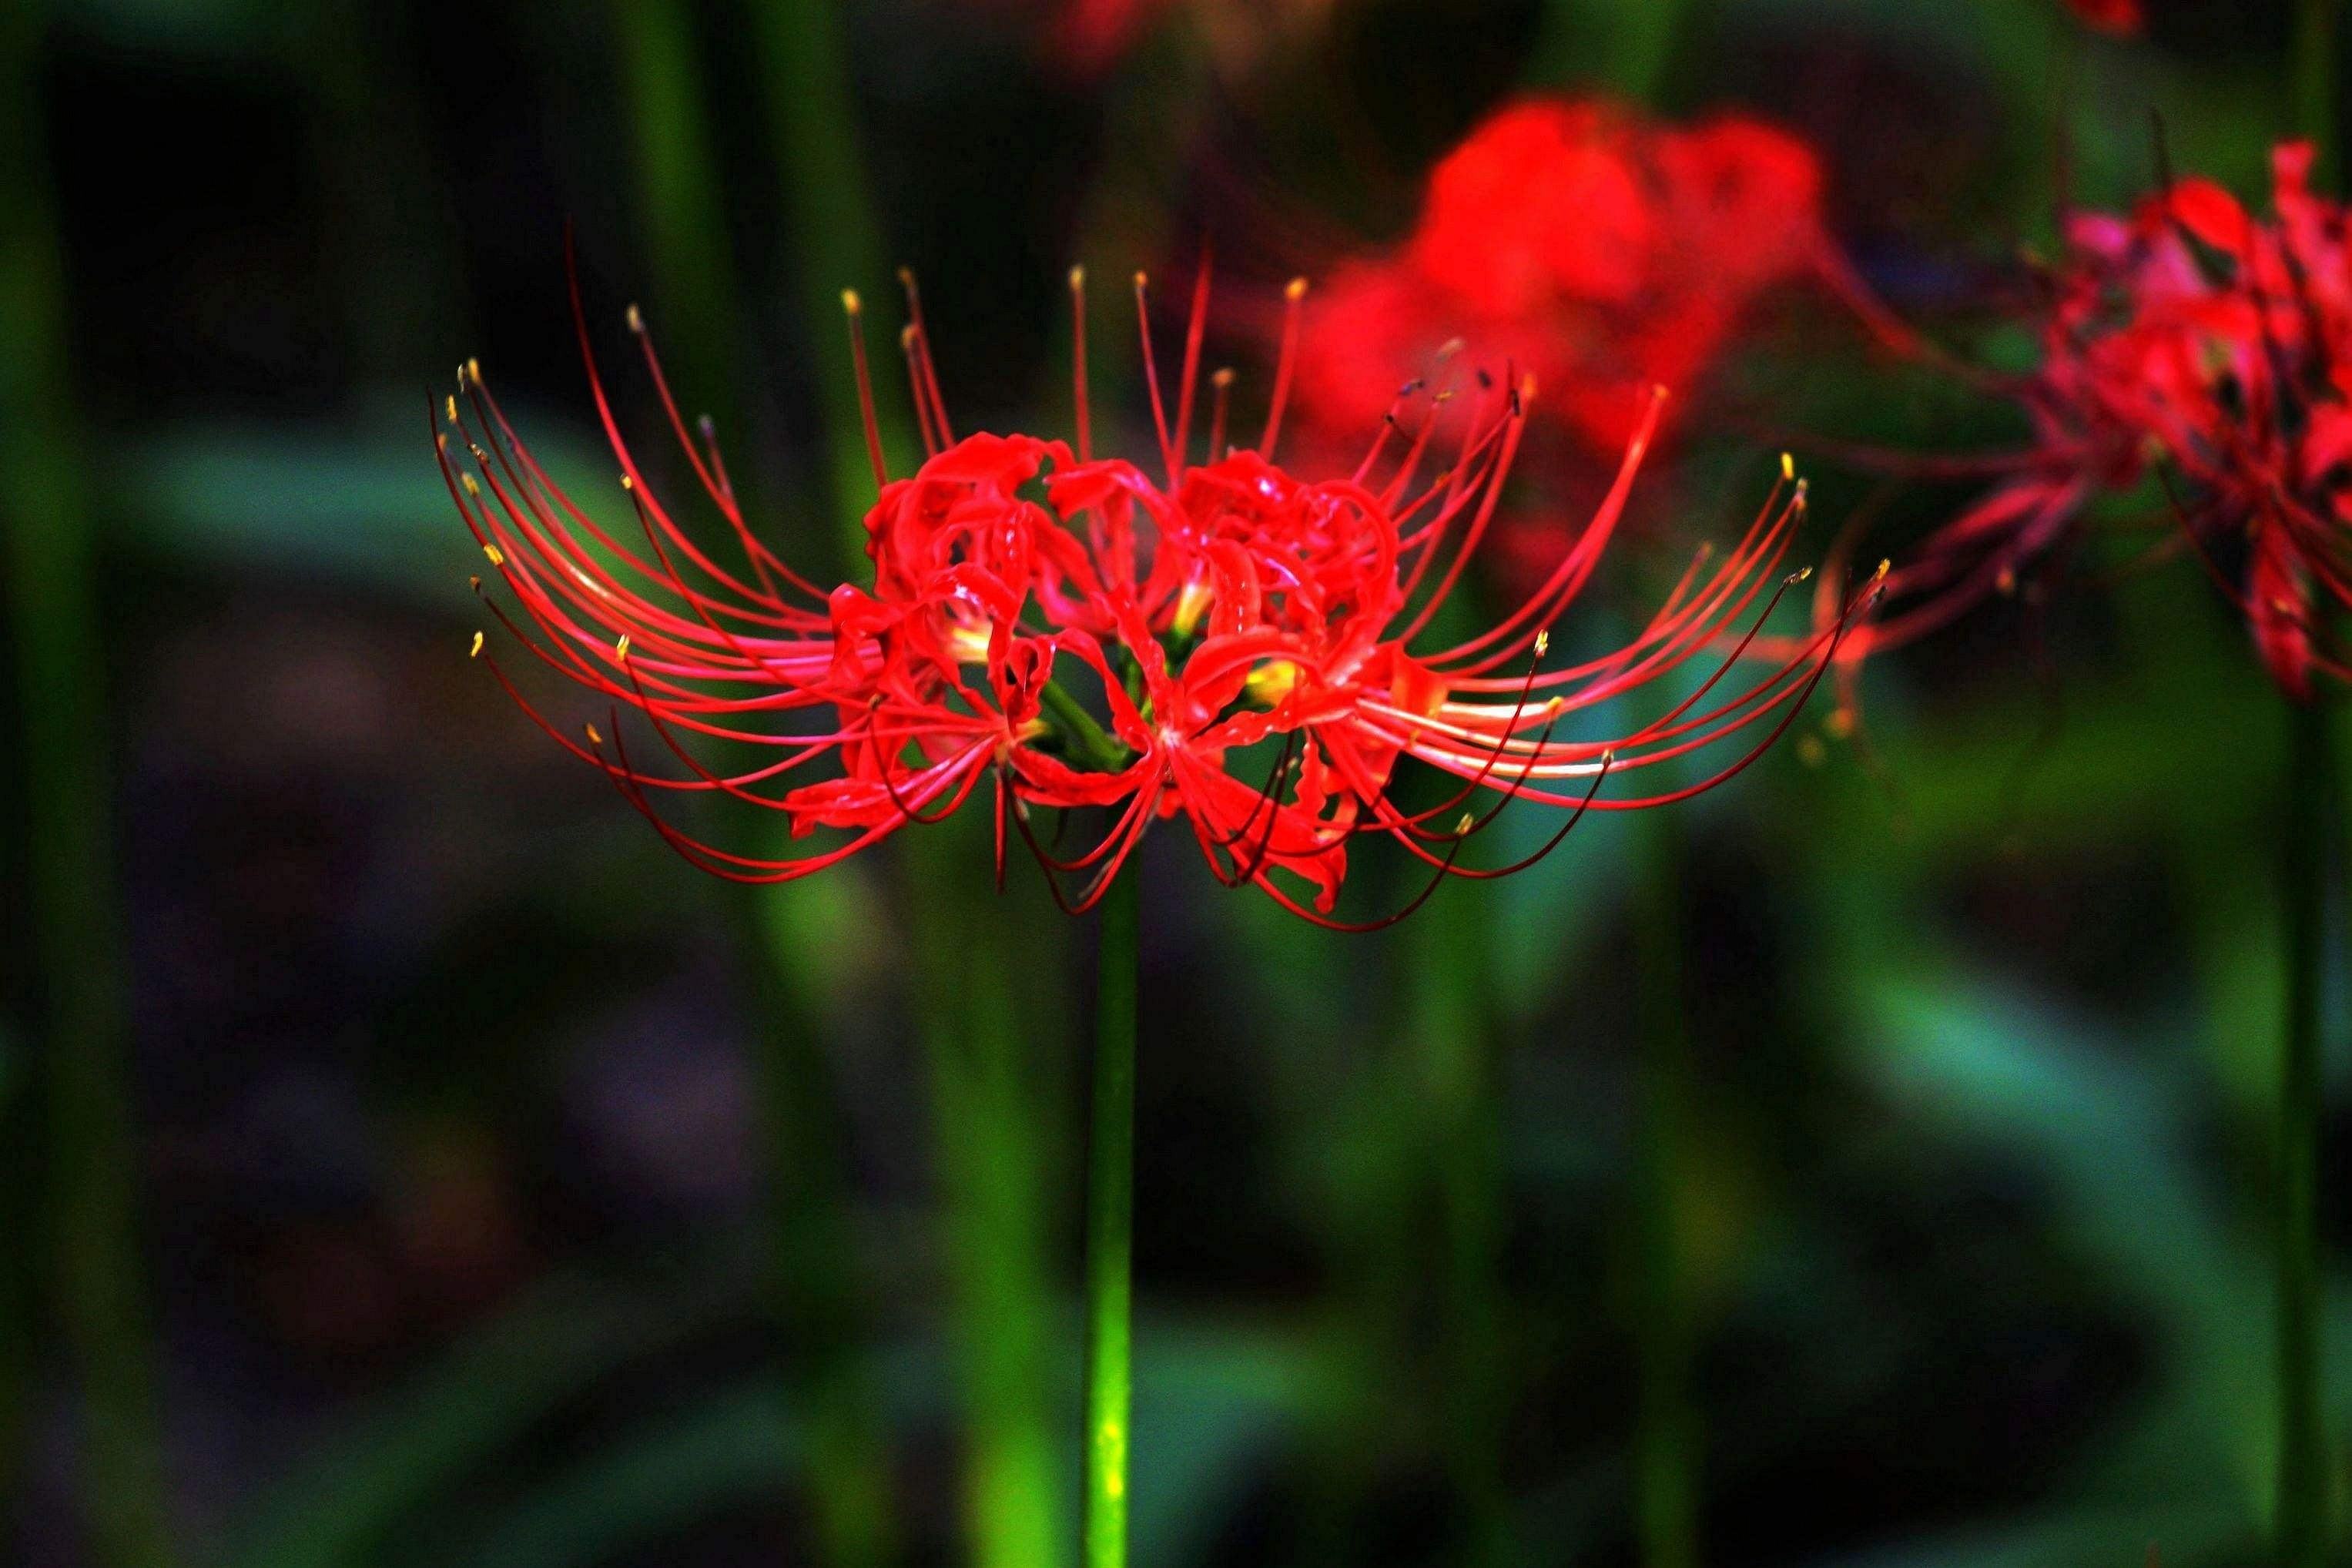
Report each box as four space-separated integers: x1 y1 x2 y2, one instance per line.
1847 142 2352 699
1288 95 1830 460
440 256 1872 925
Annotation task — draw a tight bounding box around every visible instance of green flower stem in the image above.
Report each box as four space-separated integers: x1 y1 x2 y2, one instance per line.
1409 903 1511 1566
0 8 173 1565
745 0 905 563
1084 867 1141 1568
913 824 1067 1568
1041 681 1131 773
609 12 899 1562
2277 699 2330 1568
743 896 899 1568
1529 0 1690 100
608 0 745 453
1633 813 1698 1568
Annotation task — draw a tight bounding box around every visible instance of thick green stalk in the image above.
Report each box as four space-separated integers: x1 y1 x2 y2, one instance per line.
745 891 898 1568
913 816 1067 1568
740 12 1077 1557
0 9 173 1566
1633 815 1698 1568
1408 905 1511 1567
1084 869 1141 1568
744 0 902 560
608 13 898 1561
1529 0 1691 99
609 0 745 448
2277 699 2329 1568
1041 681 1129 772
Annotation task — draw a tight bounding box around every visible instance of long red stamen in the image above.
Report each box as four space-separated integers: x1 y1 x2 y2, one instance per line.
843 289 889 490
1070 265 1093 462
1258 276 1308 458
1172 248 1212 478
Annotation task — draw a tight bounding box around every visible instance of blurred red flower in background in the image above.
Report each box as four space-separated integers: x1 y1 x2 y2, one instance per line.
441 261 1866 923
2061 0 2143 35
1290 97 1831 458
1823 142 2352 699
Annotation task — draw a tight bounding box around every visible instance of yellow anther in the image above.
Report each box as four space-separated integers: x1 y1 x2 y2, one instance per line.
946 619 993 665
613 633 631 662
1244 658 1300 707
1172 578 1213 638
1454 812 1474 835
468 630 484 658
620 473 635 491
841 288 861 315
465 356 481 384
625 303 644 333
468 575 481 592
445 395 459 424
1791 565 1814 584
1875 558 1891 579
482 542 504 567
1067 265 1085 290
461 473 481 498
1211 367 1235 387
1533 629 1550 658
1781 451 1795 481
1132 270 1148 291
1824 706 1857 739
585 722 603 745
1546 696 1565 716
1995 566 2017 595
1285 276 1309 300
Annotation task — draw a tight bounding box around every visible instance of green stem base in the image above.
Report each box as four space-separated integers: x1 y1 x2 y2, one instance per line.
1084 869 1140 1568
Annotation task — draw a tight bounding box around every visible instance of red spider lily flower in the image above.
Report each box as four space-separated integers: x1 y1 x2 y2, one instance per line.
2062 0 2143 35
1289 96 1831 460
1815 142 2352 701
442 254 1871 925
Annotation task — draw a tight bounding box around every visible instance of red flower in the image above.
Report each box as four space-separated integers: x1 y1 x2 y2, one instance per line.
1827 142 2352 700
1291 97 1830 457
2062 0 2143 35
444 258 1866 923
